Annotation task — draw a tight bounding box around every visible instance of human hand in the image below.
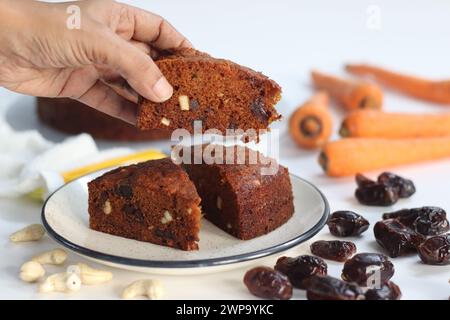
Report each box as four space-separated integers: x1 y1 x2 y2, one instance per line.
0 0 191 123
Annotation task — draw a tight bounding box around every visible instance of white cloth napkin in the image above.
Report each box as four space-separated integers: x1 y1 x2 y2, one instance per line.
0 117 130 198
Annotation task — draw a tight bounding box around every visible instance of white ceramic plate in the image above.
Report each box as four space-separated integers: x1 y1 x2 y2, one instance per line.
42 172 329 275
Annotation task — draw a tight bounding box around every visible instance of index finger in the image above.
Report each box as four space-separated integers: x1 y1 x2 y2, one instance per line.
126 4 192 50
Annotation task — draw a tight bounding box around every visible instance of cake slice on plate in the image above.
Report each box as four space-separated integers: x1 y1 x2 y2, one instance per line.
182 144 294 239
137 48 282 134
88 146 295 250
88 158 201 251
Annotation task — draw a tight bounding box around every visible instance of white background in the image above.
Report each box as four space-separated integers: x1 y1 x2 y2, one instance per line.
0 0 449 299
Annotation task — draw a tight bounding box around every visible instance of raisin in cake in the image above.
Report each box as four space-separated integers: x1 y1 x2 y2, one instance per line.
37 97 171 141
137 48 282 134
182 145 294 239
88 158 201 250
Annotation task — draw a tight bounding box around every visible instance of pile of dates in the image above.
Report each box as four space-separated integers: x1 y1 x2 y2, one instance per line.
243 252 402 300
243 255 328 300
375 206 449 263
374 219 425 258
382 207 449 236
305 253 401 300
355 172 415 206
243 172 449 300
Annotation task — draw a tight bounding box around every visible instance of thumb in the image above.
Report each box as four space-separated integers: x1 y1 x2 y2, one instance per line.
94 33 173 103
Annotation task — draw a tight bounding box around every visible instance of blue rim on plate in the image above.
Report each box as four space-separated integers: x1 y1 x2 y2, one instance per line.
41 173 329 269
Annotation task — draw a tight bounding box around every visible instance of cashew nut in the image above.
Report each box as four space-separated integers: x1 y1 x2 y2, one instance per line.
67 263 113 285
32 248 67 265
39 272 81 294
9 224 45 242
122 279 164 300
19 261 45 283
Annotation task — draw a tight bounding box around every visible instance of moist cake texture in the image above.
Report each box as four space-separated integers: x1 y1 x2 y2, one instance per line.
182 145 294 239
88 158 202 250
137 48 282 135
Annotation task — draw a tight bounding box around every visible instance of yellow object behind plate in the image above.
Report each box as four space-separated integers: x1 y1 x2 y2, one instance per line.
30 149 166 201
62 149 166 183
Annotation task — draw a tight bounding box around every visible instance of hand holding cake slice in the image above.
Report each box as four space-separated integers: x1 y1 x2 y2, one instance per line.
137 49 282 134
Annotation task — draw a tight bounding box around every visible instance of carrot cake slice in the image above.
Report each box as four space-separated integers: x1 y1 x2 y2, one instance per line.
88 158 201 251
182 145 294 239
137 48 282 135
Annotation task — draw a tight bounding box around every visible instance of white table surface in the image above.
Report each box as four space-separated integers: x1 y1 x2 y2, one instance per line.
1 0 449 300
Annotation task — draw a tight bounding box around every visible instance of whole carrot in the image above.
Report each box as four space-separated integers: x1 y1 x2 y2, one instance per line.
319 137 450 177
311 70 383 110
289 92 333 149
346 64 450 104
340 110 450 138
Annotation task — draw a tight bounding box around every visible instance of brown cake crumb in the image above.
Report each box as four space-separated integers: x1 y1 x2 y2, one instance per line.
88 158 201 251
182 144 294 239
137 49 282 136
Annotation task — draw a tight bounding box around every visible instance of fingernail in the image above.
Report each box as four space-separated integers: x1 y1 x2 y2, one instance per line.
152 77 173 101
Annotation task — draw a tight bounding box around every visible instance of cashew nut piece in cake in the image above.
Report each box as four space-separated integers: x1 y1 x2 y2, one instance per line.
19 261 46 283
32 248 68 265
122 279 164 299
67 263 113 285
9 224 45 242
39 272 81 293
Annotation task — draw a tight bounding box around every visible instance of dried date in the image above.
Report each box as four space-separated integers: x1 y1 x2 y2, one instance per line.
310 240 356 262
122 204 144 223
417 234 450 265
374 219 425 257
355 172 415 206
304 275 365 300
243 267 293 300
356 173 376 188
355 174 398 206
383 207 449 236
274 255 327 289
365 281 402 300
116 184 133 199
327 211 370 237
383 208 422 227
341 253 394 286
377 172 416 198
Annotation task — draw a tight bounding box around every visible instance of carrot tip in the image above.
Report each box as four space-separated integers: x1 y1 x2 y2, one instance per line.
359 96 379 109
339 124 349 137
300 116 322 137
344 64 354 71
318 151 328 172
